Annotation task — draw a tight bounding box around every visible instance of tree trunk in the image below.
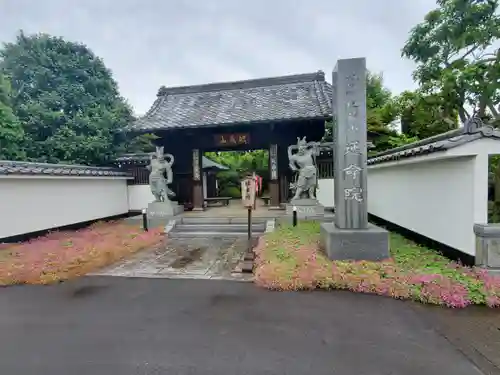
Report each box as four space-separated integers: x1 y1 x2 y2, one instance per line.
458 107 468 124
488 103 499 119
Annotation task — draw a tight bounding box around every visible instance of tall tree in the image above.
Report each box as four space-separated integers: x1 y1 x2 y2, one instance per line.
396 90 459 139
0 74 25 160
0 31 135 165
402 0 500 123
324 71 407 152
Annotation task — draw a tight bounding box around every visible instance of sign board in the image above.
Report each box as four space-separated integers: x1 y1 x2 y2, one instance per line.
215 133 250 147
241 177 256 208
192 149 200 181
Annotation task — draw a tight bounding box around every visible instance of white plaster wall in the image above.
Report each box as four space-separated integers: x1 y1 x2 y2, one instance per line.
127 184 152 211
0 176 129 239
318 137 498 256
368 156 478 255
317 178 335 208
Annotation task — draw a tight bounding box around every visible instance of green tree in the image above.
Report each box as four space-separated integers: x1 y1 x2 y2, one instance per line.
0 31 135 165
123 133 159 154
395 90 459 139
402 0 500 123
324 71 408 152
205 150 269 196
0 74 25 160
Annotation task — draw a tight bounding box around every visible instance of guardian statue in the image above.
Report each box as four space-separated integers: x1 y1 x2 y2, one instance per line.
147 146 175 202
288 136 320 200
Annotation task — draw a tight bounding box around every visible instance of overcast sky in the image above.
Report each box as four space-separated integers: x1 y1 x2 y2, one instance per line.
1 0 437 115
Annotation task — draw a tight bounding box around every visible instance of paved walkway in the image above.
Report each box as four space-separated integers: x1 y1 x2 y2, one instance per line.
183 198 284 218
92 237 253 281
0 277 486 375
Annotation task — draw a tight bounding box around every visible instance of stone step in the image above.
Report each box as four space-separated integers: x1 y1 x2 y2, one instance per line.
180 217 270 225
174 223 266 233
168 231 263 239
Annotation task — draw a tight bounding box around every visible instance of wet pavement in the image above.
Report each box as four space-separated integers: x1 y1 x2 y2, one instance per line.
414 304 500 375
92 237 254 281
0 277 486 375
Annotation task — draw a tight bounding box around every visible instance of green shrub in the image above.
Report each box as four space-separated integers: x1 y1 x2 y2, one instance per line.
220 185 240 198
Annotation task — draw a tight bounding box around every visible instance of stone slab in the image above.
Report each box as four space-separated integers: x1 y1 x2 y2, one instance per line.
147 201 183 226
148 201 183 217
286 200 325 218
320 222 389 261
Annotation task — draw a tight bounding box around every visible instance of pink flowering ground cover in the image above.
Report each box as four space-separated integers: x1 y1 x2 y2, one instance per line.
254 221 500 308
0 221 164 286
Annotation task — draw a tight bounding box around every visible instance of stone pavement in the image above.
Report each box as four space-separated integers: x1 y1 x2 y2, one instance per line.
0 277 485 375
92 237 254 281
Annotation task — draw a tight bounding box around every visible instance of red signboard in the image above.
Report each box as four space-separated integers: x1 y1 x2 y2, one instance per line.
214 133 250 147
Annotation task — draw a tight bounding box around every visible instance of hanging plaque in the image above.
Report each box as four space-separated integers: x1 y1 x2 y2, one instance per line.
215 133 250 147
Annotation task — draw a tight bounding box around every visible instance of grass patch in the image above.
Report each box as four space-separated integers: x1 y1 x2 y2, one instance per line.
254 221 500 308
0 221 164 286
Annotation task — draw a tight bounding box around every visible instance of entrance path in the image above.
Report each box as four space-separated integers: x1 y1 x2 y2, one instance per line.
183 198 286 218
91 237 253 281
0 277 484 375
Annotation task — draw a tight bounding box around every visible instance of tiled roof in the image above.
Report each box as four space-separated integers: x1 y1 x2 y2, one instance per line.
201 157 229 171
368 117 500 165
0 160 130 177
115 153 229 171
127 72 333 132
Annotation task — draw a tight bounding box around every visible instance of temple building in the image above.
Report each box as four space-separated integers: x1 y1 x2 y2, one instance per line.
123 71 334 211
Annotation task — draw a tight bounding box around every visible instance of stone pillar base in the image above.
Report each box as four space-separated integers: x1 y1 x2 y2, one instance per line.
473 224 500 276
320 222 389 261
286 199 324 218
147 201 183 226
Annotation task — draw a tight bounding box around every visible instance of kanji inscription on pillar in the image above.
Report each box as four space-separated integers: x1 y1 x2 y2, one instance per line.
192 149 200 181
270 144 278 180
333 58 368 229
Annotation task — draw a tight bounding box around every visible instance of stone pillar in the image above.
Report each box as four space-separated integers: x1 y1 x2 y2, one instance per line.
474 224 500 276
320 58 389 261
268 143 280 209
192 148 204 211
333 58 368 229
202 171 208 199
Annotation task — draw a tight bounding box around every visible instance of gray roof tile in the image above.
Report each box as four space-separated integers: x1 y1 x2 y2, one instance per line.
0 160 130 177
368 117 500 165
127 72 333 132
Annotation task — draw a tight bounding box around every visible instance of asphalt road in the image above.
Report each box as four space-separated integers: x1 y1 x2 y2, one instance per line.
0 277 484 375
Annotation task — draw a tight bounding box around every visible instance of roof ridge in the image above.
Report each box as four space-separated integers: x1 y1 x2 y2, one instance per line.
0 160 115 169
156 71 326 97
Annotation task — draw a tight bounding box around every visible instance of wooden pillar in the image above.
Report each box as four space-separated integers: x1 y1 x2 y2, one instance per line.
192 149 204 211
269 143 280 208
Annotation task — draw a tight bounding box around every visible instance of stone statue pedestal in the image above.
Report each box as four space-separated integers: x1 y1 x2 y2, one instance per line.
286 198 325 219
147 201 183 226
320 222 389 262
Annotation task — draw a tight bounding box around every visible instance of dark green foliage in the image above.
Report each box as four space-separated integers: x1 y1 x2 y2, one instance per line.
402 0 500 122
205 150 269 195
0 74 25 160
0 31 141 165
323 72 416 152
